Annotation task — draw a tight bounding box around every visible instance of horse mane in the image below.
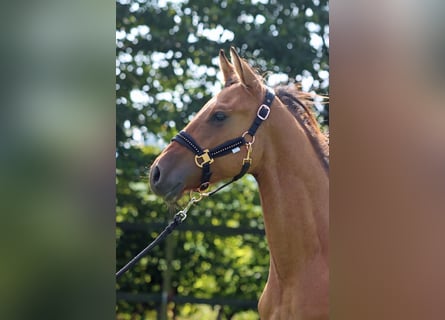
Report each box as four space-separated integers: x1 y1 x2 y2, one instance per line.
229 58 329 171
274 84 330 172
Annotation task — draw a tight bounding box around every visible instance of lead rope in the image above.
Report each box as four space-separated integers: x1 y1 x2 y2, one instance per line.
116 142 254 280
116 194 203 279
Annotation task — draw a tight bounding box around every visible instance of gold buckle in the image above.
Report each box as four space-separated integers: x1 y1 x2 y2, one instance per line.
194 149 214 168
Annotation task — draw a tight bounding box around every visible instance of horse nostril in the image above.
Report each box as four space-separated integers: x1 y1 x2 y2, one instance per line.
152 165 161 185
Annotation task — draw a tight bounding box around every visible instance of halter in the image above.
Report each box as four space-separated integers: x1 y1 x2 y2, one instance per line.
117 89 275 279
172 89 275 193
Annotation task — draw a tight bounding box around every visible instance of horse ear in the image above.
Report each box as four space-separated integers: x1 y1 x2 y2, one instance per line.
219 49 237 86
230 46 259 88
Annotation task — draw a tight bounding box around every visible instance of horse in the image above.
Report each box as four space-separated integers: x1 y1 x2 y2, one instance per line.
149 47 329 320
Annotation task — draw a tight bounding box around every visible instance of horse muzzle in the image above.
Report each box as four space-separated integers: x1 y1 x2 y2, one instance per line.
149 163 182 202
149 146 200 202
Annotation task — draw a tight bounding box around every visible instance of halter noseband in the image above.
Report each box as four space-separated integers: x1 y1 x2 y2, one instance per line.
172 89 275 192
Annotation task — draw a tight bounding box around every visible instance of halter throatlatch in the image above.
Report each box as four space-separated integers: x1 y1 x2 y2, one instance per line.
172 89 275 193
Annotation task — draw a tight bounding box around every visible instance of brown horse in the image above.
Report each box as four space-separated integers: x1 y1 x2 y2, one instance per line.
150 47 329 320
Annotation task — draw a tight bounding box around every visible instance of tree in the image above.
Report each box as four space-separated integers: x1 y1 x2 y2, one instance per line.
116 0 329 318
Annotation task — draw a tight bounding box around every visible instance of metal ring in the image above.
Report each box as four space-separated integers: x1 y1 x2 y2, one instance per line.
189 190 203 202
242 131 255 144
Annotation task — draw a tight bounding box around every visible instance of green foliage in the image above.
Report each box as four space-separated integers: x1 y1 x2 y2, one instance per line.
116 0 328 318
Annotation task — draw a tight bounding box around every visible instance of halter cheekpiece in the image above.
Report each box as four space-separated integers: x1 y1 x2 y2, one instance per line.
172 89 275 192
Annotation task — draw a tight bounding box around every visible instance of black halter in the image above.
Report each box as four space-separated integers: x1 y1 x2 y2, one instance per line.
116 89 274 280
172 89 275 192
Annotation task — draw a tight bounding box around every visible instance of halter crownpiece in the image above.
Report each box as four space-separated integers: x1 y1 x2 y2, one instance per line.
172 88 275 192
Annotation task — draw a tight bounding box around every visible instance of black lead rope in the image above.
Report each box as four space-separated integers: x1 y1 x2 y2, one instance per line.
116 89 275 280
115 163 247 280
116 196 199 279
116 211 185 279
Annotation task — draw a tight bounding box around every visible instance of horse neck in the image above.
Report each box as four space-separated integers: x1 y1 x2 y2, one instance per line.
254 101 329 281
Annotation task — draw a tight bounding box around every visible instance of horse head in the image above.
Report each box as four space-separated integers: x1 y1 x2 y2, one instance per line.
150 47 270 202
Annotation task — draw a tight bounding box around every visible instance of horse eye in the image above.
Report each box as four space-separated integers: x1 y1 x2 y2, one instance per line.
211 111 227 122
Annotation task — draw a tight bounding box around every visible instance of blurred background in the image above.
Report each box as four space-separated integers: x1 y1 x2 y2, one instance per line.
115 0 328 319
0 1 115 320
